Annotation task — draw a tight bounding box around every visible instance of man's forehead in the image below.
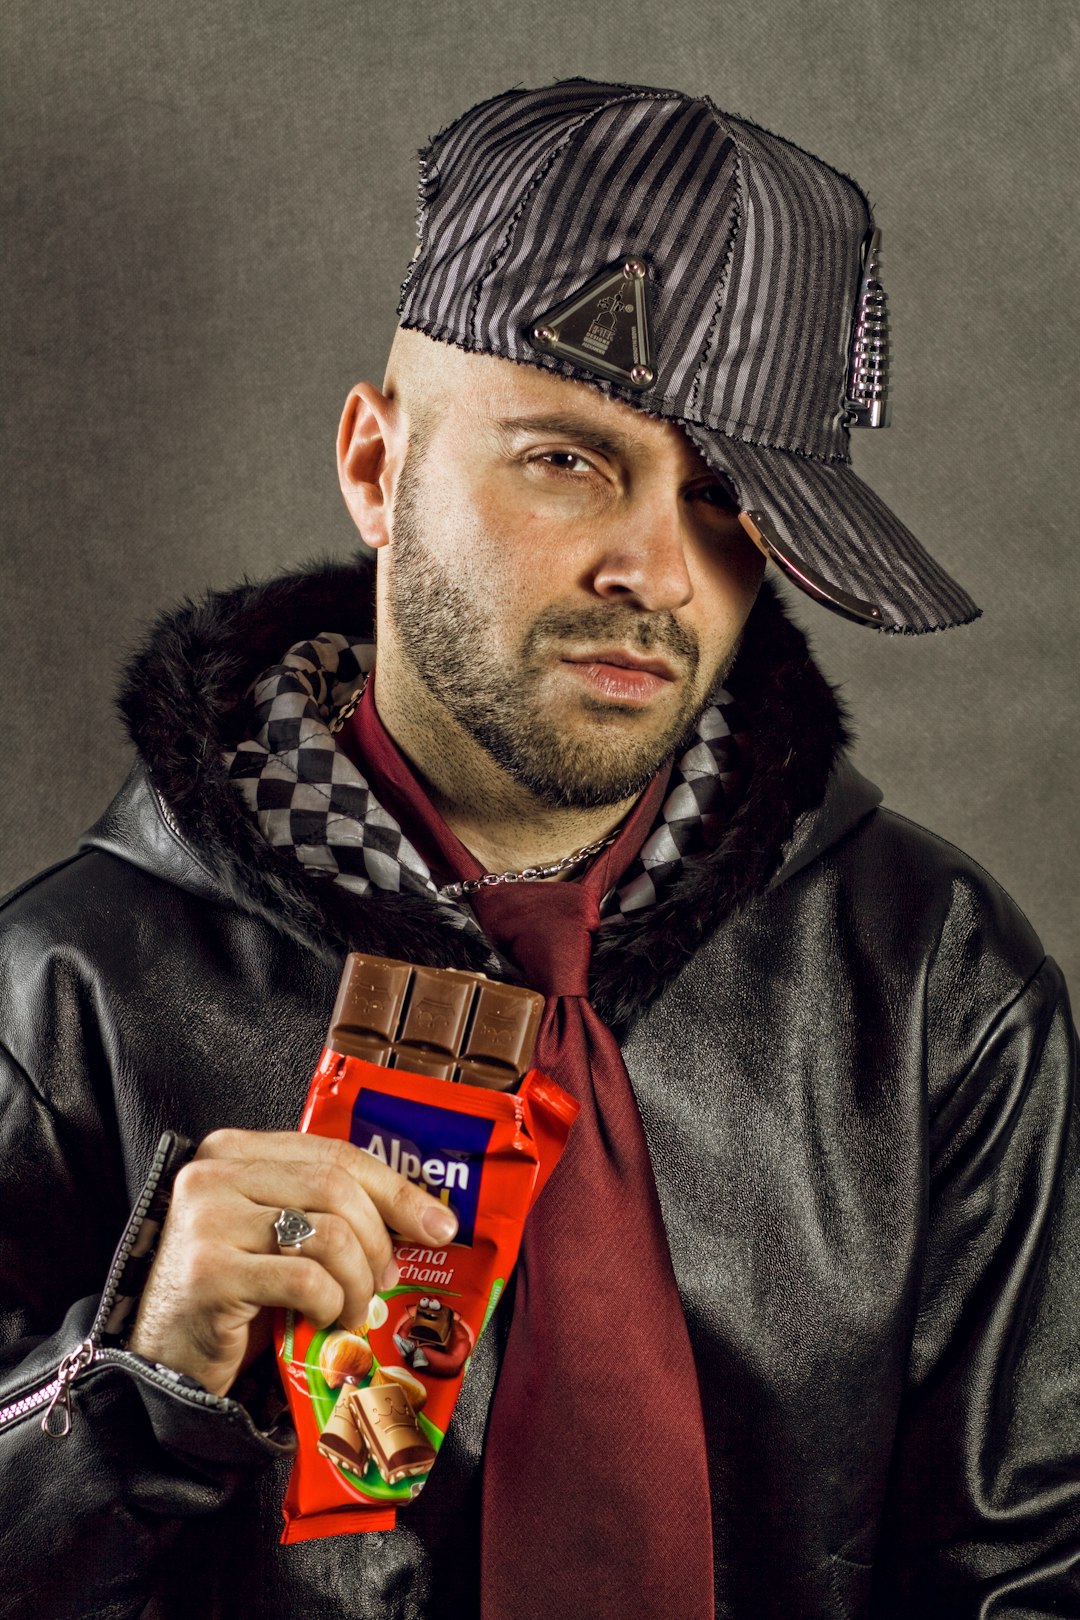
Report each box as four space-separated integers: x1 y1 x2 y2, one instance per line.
434 341 709 468
389 327 717 480
462 347 648 433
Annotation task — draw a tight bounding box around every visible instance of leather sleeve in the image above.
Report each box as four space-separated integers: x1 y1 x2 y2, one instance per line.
0 1041 292 1620
870 955 1080 1616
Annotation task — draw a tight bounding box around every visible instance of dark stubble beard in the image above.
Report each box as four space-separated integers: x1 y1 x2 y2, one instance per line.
386 443 737 811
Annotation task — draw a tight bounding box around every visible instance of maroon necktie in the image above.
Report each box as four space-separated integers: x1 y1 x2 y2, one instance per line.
341 681 715 1619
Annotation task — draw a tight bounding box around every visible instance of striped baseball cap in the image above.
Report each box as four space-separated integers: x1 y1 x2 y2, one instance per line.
397 78 980 633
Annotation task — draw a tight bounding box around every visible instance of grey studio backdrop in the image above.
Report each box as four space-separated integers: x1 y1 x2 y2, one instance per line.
3 2 1077 993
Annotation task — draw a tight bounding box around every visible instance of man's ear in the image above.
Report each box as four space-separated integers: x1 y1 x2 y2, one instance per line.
336 383 400 549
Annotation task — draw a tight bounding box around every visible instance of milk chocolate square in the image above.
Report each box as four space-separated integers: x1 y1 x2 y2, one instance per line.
462 982 543 1079
399 966 475 1056
328 957 411 1058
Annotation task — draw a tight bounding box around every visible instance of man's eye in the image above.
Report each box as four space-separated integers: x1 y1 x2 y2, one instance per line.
695 481 740 514
535 451 593 474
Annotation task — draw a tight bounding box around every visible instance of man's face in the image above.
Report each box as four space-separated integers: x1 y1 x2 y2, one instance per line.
382 353 765 811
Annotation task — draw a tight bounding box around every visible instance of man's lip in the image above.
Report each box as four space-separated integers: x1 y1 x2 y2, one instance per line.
560 650 678 680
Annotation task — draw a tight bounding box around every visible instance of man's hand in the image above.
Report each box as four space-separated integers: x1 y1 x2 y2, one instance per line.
127 1129 459 1398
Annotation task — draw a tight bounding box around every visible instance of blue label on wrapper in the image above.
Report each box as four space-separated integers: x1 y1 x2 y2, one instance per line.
351 1088 494 1247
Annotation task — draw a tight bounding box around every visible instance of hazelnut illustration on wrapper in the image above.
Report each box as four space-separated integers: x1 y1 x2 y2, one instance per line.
371 1364 428 1413
319 1329 374 1389
362 1295 389 1333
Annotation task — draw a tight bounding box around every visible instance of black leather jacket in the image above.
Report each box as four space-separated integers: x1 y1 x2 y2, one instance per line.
1 557 1077 1619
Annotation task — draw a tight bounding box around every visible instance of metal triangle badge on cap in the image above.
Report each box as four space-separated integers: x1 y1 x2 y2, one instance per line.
529 258 655 390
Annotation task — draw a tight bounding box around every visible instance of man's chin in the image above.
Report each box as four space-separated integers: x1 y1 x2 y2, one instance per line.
510 770 663 813
490 726 683 811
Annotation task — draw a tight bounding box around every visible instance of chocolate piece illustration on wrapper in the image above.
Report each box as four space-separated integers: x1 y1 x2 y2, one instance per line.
350 1384 437 1487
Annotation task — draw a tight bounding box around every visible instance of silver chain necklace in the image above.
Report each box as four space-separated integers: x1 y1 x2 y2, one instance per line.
327 679 620 899
437 829 620 899
327 681 369 735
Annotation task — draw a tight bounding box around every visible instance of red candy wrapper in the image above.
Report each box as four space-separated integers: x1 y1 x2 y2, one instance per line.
276 1048 578 1543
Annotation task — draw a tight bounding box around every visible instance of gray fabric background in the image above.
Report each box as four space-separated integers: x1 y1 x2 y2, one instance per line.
3 1 1077 988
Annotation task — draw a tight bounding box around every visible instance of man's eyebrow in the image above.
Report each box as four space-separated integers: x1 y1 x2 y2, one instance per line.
489 413 643 462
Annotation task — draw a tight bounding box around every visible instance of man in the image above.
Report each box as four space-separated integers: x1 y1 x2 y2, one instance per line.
0 78 1076 1620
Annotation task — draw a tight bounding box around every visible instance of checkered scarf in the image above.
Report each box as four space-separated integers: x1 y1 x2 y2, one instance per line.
223 631 745 943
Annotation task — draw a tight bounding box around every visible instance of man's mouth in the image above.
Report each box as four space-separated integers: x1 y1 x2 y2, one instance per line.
559 649 679 704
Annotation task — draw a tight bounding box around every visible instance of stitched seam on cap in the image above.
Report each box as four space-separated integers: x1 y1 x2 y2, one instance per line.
398 147 437 310
737 434 852 466
709 414 851 459
687 121 743 420
398 84 543 313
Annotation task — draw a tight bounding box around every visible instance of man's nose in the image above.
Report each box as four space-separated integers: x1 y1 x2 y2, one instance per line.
588 495 695 612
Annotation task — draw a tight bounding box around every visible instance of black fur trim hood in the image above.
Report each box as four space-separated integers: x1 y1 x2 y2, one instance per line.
98 549 872 1039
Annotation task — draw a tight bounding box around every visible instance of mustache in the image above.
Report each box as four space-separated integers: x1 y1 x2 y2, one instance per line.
523 604 700 670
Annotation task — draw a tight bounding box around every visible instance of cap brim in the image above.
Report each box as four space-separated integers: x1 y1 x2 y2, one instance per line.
683 425 981 633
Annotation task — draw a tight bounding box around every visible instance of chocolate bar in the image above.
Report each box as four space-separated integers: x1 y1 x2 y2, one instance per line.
327 953 543 1092
349 1383 437 1486
409 1297 454 1350
317 1394 370 1476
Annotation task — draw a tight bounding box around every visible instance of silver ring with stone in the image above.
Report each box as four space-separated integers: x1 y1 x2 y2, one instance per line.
274 1207 316 1252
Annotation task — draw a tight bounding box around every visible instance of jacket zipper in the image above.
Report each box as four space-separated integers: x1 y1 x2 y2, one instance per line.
39 1340 95 1436
0 1343 241 1439
0 1133 243 1440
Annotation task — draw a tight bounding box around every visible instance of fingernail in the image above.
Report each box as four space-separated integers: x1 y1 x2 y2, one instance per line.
380 1260 400 1290
421 1207 458 1243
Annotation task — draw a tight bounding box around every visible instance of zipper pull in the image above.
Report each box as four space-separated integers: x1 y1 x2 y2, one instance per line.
41 1339 95 1438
